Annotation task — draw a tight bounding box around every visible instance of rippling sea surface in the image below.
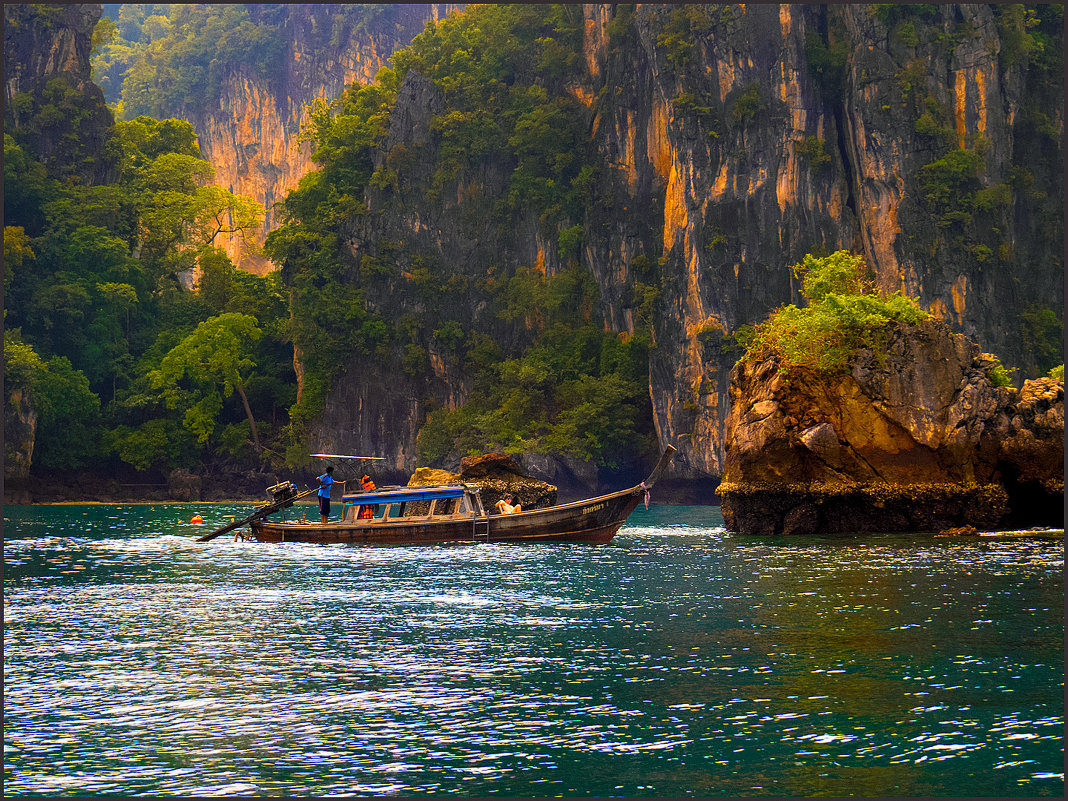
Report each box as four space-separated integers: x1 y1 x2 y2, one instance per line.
3 503 1063 797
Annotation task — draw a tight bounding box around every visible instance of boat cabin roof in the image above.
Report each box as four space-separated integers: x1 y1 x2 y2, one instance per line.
341 484 470 505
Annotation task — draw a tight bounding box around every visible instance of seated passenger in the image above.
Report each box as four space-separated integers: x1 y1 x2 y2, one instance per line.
358 474 377 519
494 493 522 514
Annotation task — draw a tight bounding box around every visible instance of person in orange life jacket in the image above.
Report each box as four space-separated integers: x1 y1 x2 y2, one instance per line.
316 466 346 524
358 474 377 519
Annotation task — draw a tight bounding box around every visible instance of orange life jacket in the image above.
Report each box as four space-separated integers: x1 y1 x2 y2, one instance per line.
358 475 377 519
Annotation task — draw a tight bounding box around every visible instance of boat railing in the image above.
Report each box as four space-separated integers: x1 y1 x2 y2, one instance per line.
341 484 485 524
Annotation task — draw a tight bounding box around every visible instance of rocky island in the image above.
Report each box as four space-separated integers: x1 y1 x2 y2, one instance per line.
718 255 1064 536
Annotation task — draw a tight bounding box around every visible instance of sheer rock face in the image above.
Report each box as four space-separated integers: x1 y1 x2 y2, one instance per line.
718 319 1064 535
3 3 114 182
577 4 1062 481
3 4 98 94
186 5 461 274
255 5 1057 483
584 4 854 480
310 364 423 484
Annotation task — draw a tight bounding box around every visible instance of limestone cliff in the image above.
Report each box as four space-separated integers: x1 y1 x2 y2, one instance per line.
179 5 461 274
303 4 1061 484
577 4 1062 481
717 318 1064 534
3 3 114 182
306 68 561 480
580 4 855 480
4 4 98 96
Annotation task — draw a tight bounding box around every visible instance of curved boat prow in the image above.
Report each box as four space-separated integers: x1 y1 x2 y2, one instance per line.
640 445 677 490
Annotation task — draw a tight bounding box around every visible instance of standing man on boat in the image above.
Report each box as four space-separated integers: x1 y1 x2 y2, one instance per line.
317 466 345 524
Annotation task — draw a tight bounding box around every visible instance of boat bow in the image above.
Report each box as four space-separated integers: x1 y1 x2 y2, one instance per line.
639 444 677 491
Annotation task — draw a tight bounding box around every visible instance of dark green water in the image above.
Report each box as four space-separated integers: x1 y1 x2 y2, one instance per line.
3 503 1063 797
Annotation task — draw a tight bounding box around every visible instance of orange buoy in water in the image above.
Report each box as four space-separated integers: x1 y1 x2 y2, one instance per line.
190 514 204 524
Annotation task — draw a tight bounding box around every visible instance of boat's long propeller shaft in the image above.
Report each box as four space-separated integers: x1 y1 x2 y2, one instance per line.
195 486 318 542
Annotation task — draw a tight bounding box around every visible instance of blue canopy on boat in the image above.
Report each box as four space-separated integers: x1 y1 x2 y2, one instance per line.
341 485 468 505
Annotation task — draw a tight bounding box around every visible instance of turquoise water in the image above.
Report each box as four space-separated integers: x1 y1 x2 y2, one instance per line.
3 503 1063 797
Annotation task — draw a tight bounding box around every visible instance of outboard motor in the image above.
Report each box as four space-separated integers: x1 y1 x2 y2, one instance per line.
267 481 299 505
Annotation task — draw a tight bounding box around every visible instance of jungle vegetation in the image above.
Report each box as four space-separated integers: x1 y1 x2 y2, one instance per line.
7 3 656 479
262 4 656 469
4 100 292 474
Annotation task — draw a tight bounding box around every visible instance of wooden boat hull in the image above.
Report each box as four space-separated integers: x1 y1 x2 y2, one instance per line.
249 485 646 545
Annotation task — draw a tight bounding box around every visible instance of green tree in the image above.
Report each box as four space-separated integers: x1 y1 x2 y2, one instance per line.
34 355 103 470
795 250 872 301
3 226 35 300
3 135 53 234
5 5 297 480
743 251 930 374
117 5 286 119
113 119 264 263
97 282 139 335
105 418 189 472
149 312 264 452
4 331 47 473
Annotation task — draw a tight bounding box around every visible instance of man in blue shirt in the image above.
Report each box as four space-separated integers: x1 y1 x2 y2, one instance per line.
316 466 346 524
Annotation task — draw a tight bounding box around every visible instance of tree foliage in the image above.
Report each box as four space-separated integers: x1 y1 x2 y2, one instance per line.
742 251 931 374
93 5 394 118
149 313 264 449
115 5 286 118
3 330 101 471
417 268 654 468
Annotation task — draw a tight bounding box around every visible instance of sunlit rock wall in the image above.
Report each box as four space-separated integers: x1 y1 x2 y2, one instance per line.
576 4 1062 480
186 4 461 274
306 4 1061 483
578 4 856 479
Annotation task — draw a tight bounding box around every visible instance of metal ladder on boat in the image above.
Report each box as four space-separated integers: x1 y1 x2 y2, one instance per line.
468 485 491 541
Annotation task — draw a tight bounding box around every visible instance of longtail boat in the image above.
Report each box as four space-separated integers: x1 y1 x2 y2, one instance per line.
219 446 676 546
